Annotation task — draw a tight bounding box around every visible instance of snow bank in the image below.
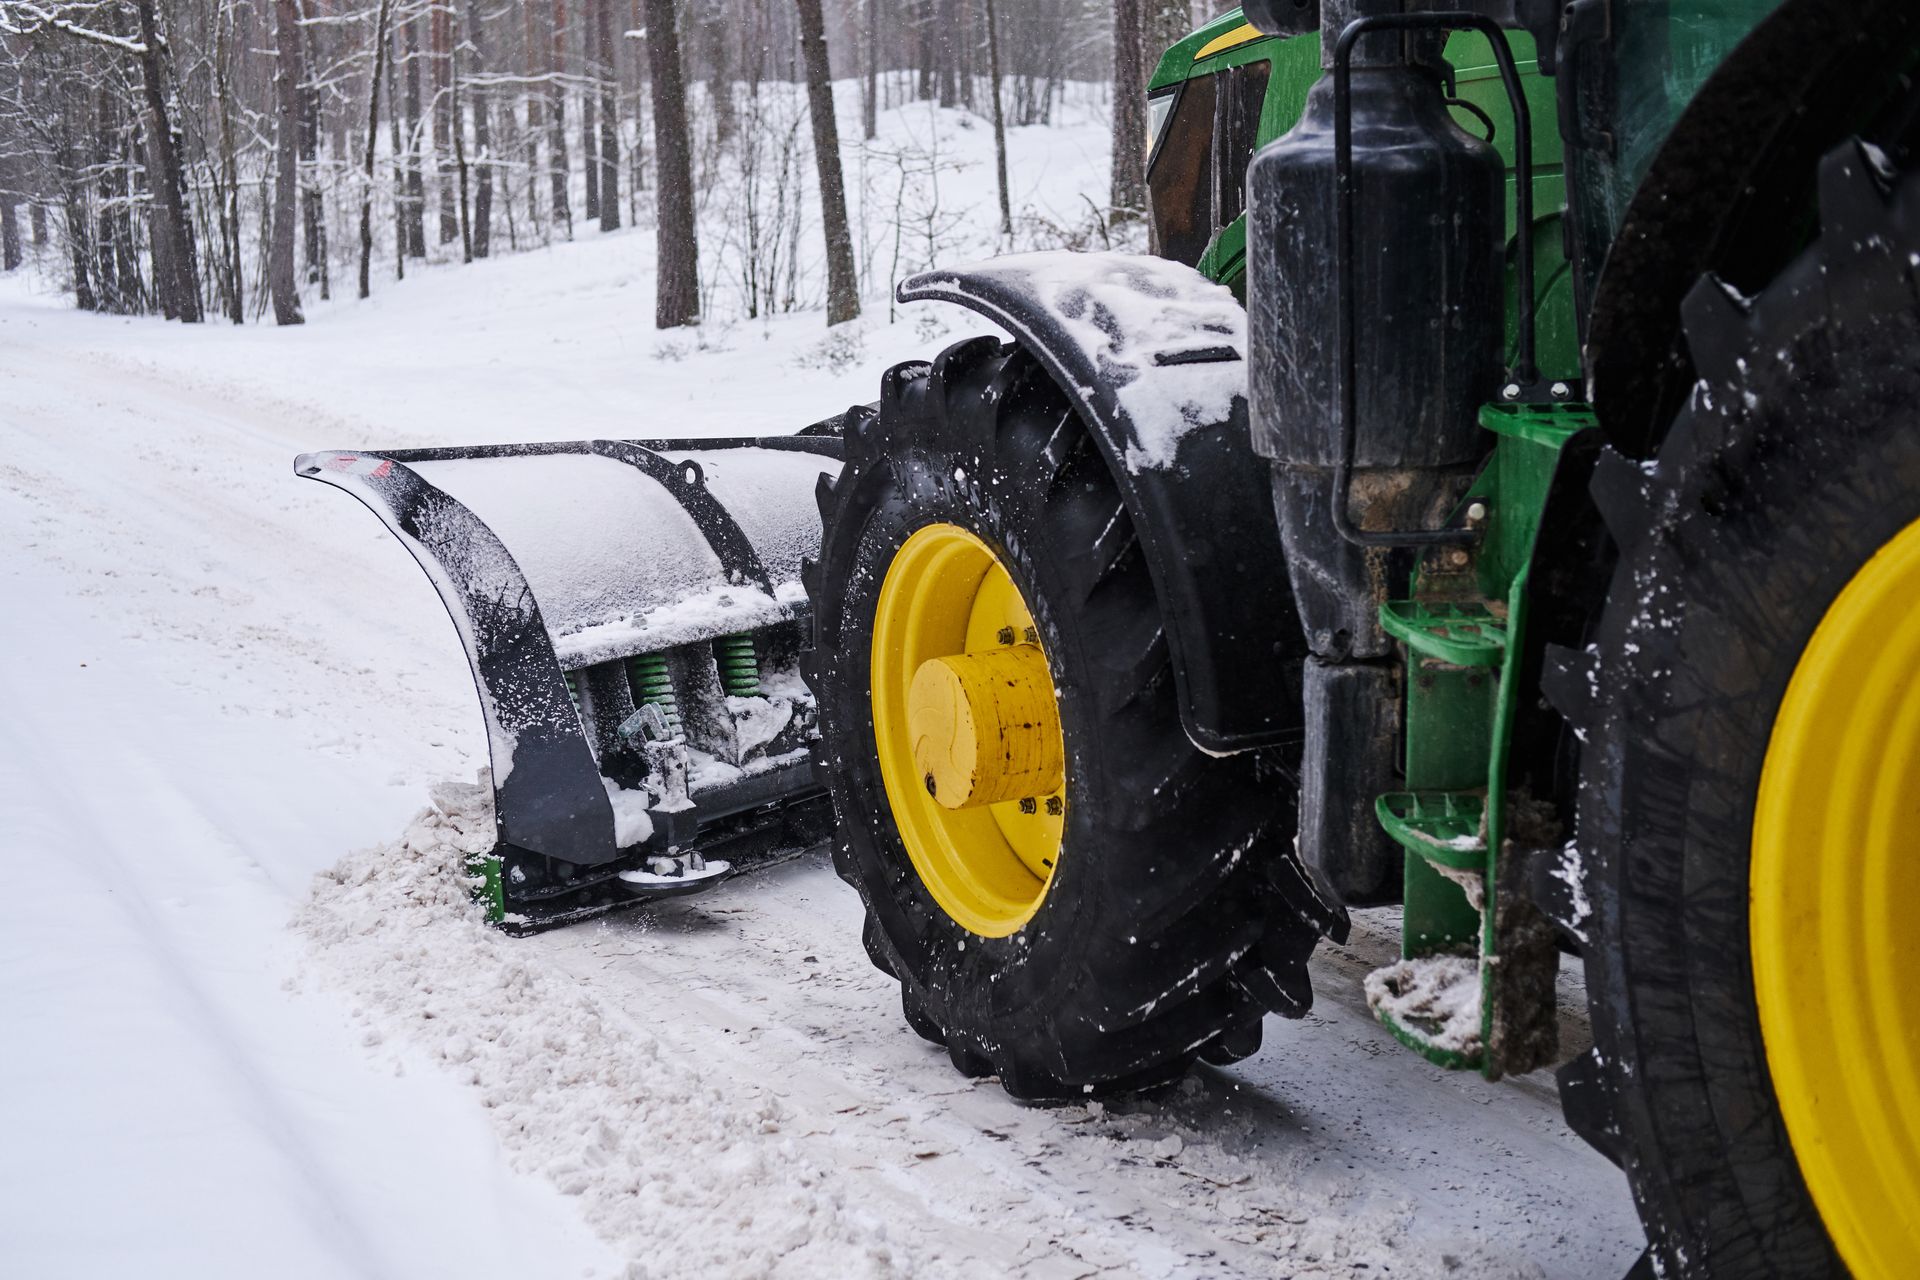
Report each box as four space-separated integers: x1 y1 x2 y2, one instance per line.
293 778 906 1279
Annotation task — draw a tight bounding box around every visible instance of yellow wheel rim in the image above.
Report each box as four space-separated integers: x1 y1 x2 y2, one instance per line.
872 524 1067 937
1753 515 1920 1279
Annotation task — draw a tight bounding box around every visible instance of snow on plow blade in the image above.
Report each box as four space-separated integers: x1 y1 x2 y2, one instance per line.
295 434 842 931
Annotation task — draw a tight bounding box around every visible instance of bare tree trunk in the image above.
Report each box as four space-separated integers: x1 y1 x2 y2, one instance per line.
702 10 736 146
433 3 459 244
642 0 697 327
300 1 328 298
595 0 618 231
863 0 878 140
31 202 48 249
1 165 19 271
1109 0 1145 223
956 0 976 111
796 0 858 325
582 40 600 222
916 1 933 99
452 28 472 263
467 0 494 256
984 0 1011 239
400 16 426 257
359 0 394 298
132 0 201 321
521 0 544 230
67 190 96 311
1146 1 1192 66
271 0 305 324
386 19 408 280
215 0 245 319
548 0 573 232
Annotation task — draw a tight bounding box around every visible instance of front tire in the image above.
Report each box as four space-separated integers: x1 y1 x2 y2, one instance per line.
806 337 1331 1100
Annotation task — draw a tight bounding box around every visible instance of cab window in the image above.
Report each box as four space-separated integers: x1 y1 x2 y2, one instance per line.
1148 60 1272 267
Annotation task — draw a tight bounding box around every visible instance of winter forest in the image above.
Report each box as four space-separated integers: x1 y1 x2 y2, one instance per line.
0 0 1206 330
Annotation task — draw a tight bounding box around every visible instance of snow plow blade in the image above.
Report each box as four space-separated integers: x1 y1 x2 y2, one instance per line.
294 433 844 931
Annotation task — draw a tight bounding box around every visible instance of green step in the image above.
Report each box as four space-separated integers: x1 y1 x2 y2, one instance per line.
1380 599 1507 668
1478 400 1600 445
1376 791 1487 870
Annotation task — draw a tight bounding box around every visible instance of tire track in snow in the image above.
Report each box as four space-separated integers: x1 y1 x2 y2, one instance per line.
297 785 1640 1279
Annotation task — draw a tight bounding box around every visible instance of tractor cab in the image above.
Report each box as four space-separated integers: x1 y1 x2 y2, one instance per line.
1147 7 1569 369
1146 15 1313 287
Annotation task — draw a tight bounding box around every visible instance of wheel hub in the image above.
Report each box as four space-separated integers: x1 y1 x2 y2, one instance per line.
908 647 1064 809
871 523 1067 937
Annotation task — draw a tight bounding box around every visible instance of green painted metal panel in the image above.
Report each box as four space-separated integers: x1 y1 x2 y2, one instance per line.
1583 1 1790 243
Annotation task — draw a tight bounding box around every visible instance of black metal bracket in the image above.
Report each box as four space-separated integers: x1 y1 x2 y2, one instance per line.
1330 10 1538 549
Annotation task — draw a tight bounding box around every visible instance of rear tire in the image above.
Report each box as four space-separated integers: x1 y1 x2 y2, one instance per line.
1565 137 1920 1278
807 338 1329 1100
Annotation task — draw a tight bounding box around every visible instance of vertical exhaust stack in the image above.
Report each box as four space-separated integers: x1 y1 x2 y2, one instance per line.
1247 0 1504 902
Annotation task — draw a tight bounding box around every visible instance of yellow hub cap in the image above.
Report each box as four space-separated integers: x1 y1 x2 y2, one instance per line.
1753 515 1920 1278
872 524 1067 937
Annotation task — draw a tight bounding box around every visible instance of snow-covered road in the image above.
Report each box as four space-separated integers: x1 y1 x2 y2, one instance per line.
0 251 1644 1278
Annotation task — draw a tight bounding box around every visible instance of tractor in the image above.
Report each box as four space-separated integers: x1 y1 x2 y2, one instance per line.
300 2 1920 1274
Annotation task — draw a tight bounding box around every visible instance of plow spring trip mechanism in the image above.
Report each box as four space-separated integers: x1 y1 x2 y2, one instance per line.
295 433 846 931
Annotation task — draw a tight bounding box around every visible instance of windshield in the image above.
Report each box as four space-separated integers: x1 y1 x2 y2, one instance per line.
1148 60 1271 267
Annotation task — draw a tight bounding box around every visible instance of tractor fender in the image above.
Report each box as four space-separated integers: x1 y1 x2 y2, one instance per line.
898 252 1303 755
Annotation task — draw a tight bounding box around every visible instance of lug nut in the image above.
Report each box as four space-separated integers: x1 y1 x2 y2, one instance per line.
1551 381 1572 399
1448 549 1471 568
1019 797 1037 814
997 626 1016 645
1501 383 1521 401
1466 502 1488 522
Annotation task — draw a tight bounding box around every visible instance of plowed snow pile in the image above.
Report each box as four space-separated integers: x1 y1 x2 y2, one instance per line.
293 778 904 1279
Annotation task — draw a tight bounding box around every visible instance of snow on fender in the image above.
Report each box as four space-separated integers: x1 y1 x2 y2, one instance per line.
898 251 1248 472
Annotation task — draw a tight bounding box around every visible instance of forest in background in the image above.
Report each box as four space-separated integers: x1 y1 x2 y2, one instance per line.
0 0 1205 330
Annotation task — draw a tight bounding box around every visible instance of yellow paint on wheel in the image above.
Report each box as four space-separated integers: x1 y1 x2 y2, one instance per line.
1753 515 1920 1279
873 524 1066 937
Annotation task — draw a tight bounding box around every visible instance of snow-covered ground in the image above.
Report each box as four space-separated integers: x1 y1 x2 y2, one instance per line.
1 89 1644 1279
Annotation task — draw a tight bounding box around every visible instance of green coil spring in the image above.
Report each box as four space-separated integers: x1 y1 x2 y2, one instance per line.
626 652 681 729
563 672 581 714
714 633 761 698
